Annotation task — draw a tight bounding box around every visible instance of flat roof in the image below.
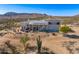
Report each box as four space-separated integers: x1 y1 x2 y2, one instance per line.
28 20 48 25
21 19 61 25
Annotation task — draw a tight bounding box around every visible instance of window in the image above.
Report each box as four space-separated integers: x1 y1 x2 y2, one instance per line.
48 22 52 25
57 22 60 25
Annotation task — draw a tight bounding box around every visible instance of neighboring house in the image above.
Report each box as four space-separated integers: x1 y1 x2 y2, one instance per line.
21 19 61 32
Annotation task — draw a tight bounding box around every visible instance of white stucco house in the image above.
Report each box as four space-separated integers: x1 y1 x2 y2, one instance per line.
21 19 61 32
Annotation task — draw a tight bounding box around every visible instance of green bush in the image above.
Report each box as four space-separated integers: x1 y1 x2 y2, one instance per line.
60 25 71 33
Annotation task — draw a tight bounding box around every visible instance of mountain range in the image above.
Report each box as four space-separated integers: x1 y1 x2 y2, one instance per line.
0 12 79 24
0 12 48 20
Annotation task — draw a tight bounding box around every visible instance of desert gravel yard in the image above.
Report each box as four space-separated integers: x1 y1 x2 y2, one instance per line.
0 27 79 54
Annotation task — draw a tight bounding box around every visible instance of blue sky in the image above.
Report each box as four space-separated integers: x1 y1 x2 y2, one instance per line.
0 4 79 16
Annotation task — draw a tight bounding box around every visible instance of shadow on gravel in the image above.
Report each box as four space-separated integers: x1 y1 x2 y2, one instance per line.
64 34 79 39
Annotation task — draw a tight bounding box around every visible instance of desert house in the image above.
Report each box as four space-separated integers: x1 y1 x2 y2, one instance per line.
21 19 61 32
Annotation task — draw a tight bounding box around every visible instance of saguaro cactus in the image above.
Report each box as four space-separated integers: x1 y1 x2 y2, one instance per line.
36 36 42 53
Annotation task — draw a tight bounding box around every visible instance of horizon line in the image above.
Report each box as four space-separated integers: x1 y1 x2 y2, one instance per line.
0 11 77 17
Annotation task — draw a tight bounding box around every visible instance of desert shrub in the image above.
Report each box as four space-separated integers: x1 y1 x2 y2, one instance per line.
75 48 79 53
0 19 19 30
4 20 17 29
0 40 21 54
62 41 76 54
60 25 72 33
20 35 29 53
5 41 20 54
